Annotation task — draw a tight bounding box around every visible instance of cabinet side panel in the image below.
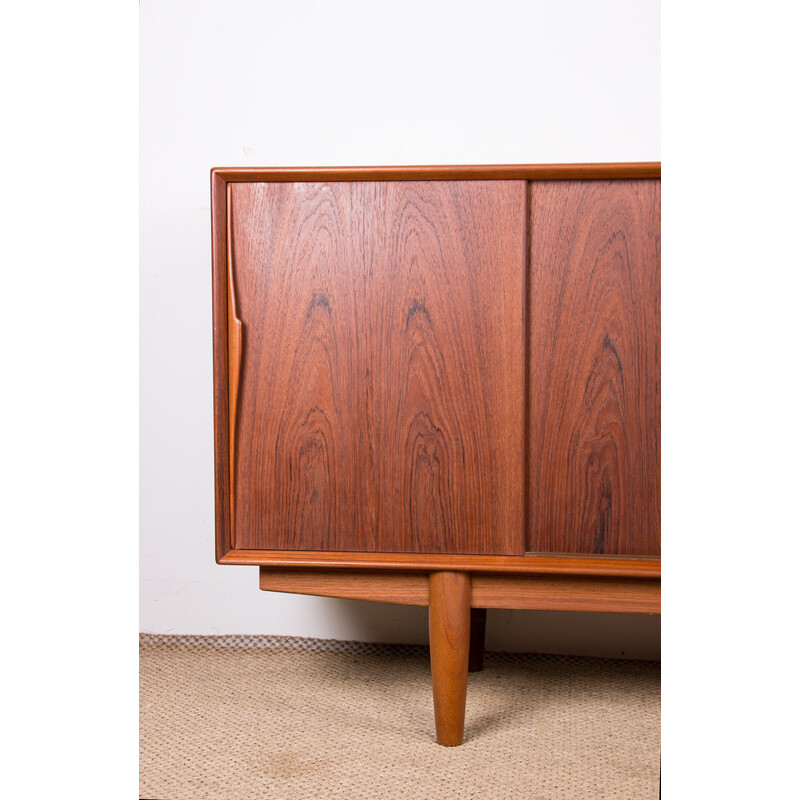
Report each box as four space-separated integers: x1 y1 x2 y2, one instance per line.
527 180 660 556
211 173 232 559
230 181 526 554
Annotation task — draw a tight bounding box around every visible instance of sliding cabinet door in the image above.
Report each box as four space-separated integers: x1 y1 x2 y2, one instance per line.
527 180 660 556
227 180 526 555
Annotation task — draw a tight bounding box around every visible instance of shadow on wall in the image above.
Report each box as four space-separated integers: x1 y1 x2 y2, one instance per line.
321 600 660 661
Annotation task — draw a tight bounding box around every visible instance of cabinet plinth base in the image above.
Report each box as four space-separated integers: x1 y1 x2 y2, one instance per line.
256 563 660 746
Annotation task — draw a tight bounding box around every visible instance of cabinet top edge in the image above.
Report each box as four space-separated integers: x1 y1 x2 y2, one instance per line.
211 163 661 183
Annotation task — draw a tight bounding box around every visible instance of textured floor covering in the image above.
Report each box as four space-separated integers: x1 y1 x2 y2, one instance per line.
140 635 660 800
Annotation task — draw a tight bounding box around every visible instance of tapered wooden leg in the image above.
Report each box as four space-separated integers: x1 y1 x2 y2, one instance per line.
428 571 471 746
468 607 487 672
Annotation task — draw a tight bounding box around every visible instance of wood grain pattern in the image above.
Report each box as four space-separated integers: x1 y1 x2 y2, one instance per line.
258 568 429 605
219 550 660 577
471 573 660 614
527 180 660 556
429 572 471 745
229 180 525 555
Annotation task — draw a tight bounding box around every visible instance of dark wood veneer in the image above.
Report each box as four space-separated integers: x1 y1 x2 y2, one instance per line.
527 180 660 556
229 180 525 555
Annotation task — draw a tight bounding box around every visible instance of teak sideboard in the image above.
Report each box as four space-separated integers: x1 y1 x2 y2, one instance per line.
211 163 661 746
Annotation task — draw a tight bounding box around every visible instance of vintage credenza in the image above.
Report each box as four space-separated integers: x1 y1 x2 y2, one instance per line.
211 163 660 746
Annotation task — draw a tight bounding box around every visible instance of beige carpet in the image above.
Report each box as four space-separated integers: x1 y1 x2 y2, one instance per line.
140 634 660 800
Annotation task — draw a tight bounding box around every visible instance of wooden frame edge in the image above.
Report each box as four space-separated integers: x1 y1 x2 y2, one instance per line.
211 162 660 183
223 550 660 578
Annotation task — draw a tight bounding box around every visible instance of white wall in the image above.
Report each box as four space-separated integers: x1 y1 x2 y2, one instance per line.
140 0 660 659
